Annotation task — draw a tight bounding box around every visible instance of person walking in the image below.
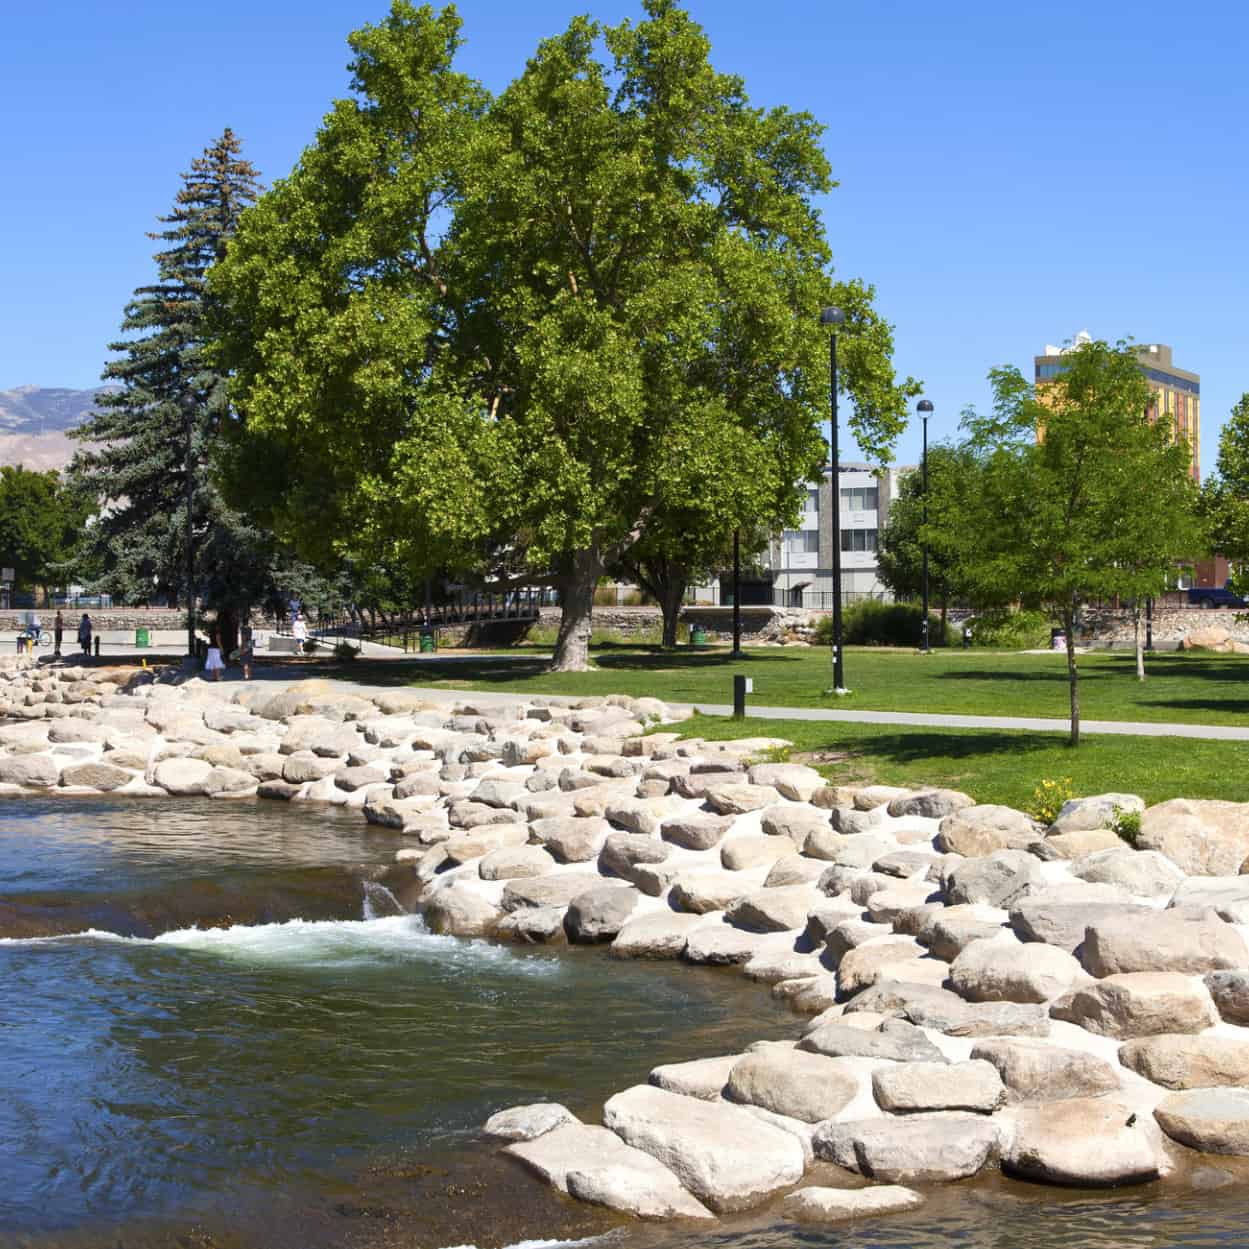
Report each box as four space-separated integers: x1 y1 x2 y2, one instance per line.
292 614 308 653
77 613 92 656
53 610 64 657
204 630 225 681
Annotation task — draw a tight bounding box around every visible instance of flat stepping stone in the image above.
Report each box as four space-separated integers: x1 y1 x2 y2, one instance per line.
1155 1088 1249 1155
872 1059 1005 1114
725 1047 859 1123
814 1112 998 1183
1005 1097 1161 1185
781 1184 923 1222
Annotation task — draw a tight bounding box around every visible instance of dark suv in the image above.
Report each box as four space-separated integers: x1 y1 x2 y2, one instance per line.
1186 581 1248 609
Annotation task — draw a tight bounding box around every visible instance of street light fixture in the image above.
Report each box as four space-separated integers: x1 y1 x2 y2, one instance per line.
917 399 933 653
820 306 847 693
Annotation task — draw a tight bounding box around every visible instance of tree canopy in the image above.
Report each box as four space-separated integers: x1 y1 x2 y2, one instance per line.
0 466 90 593
209 0 917 670
942 338 1201 743
1202 393 1249 585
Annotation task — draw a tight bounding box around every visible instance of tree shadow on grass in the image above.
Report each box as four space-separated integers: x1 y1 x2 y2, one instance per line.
812 729 1064 767
1137 698 1249 716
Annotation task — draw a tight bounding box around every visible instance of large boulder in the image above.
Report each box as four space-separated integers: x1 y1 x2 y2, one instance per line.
799 1019 946 1064
846 980 1050 1038
603 796 681 836
59 761 132 791
1010 888 1150 954
1136 799 1249 875
611 911 704 960
943 850 1042 908
950 934 1084 1004
478 845 557 881
500 873 612 912
747 762 824 801
1043 829 1127 860
649 1054 740 1101
829 805 885 835
564 885 639 943
871 1059 1005 1114
760 804 831 844
1080 910 1248 977
423 885 500 936
814 1112 998 1183
1071 847 1184 899
670 872 751 914
482 1102 578 1141
660 813 734 851
683 922 770 966
203 765 258 797
918 908 1006 962
724 1048 859 1123
1154 1089 1249 1155
1051 972 1219 1038
889 789 974 820
152 757 213 796
936 805 1042 857
781 1185 923 1223
721 834 794 872
970 1038 1120 1104
1119 1034 1249 1090
1171 878 1249 924
837 937 927 997
1049 792 1145 835
529 816 610 863
598 832 670 884
703 782 782 816
726 886 814 933
505 1122 712 1219
1004 1098 1161 1185
601 1084 805 1213
764 856 827 888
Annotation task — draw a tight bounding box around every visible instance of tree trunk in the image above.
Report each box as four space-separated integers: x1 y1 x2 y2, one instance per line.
550 546 602 672
1134 600 1145 681
218 605 240 658
1064 599 1080 746
940 595 949 643
659 572 688 649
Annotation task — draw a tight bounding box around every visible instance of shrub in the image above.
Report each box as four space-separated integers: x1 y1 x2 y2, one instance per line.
333 640 360 662
966 608 1052 650
813 601 954 648
1029 776 1074 825
1112 805 1141 845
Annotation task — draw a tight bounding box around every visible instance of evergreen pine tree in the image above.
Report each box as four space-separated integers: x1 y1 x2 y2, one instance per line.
70 129 279 646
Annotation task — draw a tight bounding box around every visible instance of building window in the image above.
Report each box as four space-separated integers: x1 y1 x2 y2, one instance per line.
840 486 878 512
841 529 878 553
783 530 819 555
804 488 820 512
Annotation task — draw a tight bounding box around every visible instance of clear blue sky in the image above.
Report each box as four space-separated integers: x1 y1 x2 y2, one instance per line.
2 0 1244 473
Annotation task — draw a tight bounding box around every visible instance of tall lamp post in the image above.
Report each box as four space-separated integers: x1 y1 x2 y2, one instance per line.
730 527 744 657
820 306 846 692
917 399 933 653
182 392 196 660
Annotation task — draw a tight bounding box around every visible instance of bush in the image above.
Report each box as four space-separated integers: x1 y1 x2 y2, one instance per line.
1112 805 1141 845
966 609 1052 650
333 640 360 662
813 601 954 648
1029 776 1075 825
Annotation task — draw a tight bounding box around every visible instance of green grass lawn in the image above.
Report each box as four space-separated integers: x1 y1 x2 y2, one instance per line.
680 713 1249 810
397 644 1249 727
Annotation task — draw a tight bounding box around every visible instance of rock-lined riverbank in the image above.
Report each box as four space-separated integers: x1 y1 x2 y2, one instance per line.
7 655 1249 1227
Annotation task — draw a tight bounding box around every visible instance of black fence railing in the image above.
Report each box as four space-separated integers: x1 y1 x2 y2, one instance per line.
684 587 896 611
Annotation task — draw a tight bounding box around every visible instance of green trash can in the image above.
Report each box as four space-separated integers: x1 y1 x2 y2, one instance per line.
419 631 436 653
690 624 707 647
135 627 150 648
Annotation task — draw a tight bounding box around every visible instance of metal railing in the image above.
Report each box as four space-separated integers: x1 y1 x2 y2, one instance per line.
683 587 896 611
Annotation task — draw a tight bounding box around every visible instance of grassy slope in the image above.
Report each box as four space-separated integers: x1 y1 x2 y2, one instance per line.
405 645 1249 727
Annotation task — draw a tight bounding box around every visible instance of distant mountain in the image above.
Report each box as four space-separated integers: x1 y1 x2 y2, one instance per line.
0 384 118 437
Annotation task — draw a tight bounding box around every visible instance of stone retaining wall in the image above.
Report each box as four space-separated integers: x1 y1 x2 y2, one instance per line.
1083 607 1249 650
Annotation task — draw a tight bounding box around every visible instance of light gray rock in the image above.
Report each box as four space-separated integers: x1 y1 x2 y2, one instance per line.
703 782 782 816
1049 792 1145 835
814 1112 998 1183
483 1102 578 1141
865 880 937 924
602 1084 805 1213
804 898 864 946
726 885 814 933
936 804 1043 856
837 938 927 997
747 763 824 801
764 855 827 887
202 765 257 797
598 832 670 884
801 828 852 862
950 934 1084 1004
799 1019 946 1064
496 905 567 944
944 850 1042 908
1171 878 1249 924
1051 972 1219 1038
1004 1098 1160 1185
872 1059 1005 1114
760 804 830 844
1081 910 1248 977
721 834 794 871
829 805 885 835
506 1122 712 1219
1042 828 1127 860
649 1054 739 1100
781 1185 923 1223
874 849 944 879
1071 847 1183 899
333 764 388 792
725 1047 859 1123
500 873 612 912
847 980 1050 1037
564 885 639 943
683 922 770 965
282 755 339 784
1137 798 1249 876
825 918 885 963
528 816 610 864
610 910 704 959
1206 971 1249 1024
59 761 132 790
670 871 751 914
1010 888 1150 953
918 908 1005 962
660 813 734 850
478 845 557 881
423 885 500 936
1119 1034 1249 1090
1155 1089 1249 1155
820 835 897 871
152 757 213 796
889 789 974 820
970 1037 1120 1104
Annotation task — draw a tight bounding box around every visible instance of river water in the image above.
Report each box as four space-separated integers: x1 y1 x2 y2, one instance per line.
3 796 1249 1249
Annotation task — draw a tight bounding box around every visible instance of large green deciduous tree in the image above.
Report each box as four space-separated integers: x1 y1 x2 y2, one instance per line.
0 466 90 596
1202 393 1249 585
68 129 285 647
210 1 916 671
950 339 1201 744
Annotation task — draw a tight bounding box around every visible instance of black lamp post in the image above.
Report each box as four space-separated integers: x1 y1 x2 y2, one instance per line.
730 527 744 657
182 391 196 660
917 399 933 653
820 306 846 692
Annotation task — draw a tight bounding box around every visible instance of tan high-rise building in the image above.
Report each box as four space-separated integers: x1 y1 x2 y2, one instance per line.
1034 331 1200 479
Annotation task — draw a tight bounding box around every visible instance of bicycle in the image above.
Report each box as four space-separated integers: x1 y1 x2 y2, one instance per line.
20 629 52 649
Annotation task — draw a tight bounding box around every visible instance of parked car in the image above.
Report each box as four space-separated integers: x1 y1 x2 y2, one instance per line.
1185 581 1248 609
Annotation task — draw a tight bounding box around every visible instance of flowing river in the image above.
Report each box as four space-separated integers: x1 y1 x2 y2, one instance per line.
3 796 1249 1249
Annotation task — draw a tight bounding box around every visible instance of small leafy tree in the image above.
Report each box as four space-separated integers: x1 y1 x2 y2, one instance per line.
1202 393 1249 587
954 339 1201 744
0 466 91 597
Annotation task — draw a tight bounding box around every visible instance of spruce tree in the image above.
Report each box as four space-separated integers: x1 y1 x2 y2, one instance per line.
70 130 275 646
